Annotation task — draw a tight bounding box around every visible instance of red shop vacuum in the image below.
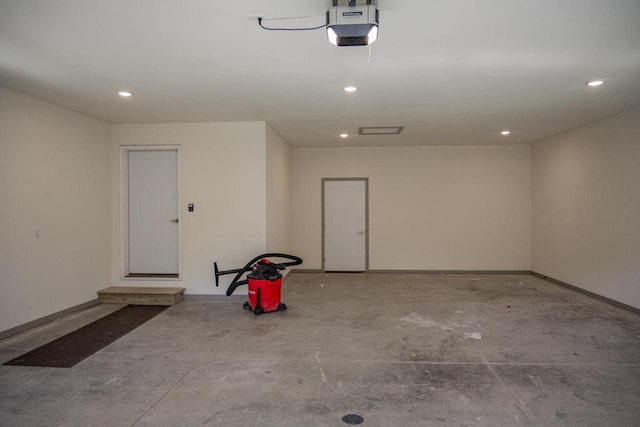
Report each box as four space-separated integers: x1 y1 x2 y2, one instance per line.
214 253 303 315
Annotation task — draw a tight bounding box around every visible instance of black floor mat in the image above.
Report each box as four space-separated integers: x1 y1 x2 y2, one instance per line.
3 305 168 368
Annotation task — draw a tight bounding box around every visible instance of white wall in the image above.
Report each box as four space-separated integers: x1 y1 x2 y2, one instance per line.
292 145 531 270
110 122 267 294
3 84 635 332
0 87 111 332
532 107 640 309
265 125 291 254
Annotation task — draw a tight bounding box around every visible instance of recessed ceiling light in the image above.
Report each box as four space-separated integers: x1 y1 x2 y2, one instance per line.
344 86 357 93
586 80 605 87
501 130 511 135
340 133 349 138
118 91 133 97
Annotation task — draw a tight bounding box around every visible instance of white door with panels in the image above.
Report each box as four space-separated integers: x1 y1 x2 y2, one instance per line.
128 150 179 275
323 179 367 272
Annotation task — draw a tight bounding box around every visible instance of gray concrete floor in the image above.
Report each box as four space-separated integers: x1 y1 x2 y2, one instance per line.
1 273 639 427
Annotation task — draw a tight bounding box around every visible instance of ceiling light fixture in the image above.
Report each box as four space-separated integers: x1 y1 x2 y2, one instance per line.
501 130 511 135
327 1 379 46
344 86 357 93
586 80 605 87
118 91 133 97
340 133 349 138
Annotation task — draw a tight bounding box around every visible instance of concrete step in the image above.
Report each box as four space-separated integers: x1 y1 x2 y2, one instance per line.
97 287 185 306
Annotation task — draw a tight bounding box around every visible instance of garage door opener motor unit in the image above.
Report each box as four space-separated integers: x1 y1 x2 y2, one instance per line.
214 253 303 315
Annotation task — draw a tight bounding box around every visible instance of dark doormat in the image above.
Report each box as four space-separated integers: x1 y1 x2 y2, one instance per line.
3 305 168 368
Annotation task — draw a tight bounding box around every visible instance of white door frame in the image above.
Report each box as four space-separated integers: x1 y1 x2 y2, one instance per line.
322 177 369 272
120 145 182 280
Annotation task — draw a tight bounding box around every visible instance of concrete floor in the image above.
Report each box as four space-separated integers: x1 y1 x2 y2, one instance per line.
1 273 639 427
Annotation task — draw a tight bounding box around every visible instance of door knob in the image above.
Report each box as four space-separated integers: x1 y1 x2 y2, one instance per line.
170 218 179 223
357 231 365 235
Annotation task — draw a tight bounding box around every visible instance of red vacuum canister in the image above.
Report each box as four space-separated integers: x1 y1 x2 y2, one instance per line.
244 259 286 315
214 253 303 315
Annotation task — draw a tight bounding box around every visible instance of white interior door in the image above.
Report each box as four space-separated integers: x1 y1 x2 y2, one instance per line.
128 150 179 275
323 179 367 271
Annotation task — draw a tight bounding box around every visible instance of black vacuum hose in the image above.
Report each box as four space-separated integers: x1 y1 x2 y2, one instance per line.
225 253 303 296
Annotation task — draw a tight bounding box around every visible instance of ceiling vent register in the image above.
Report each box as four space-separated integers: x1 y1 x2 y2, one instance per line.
359 126 404 135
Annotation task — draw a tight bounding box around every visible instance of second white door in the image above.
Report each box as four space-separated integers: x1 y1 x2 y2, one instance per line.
323 179 367 272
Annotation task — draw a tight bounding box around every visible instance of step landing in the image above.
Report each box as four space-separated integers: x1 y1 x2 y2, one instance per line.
97 287 185 306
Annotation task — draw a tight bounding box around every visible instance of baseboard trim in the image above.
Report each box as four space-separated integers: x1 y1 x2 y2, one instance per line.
368 269 532 275
184 294 246 302
0 299 100 341
531 271 640 315
293 269 531 274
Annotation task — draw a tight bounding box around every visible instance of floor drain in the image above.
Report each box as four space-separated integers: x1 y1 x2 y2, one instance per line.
342 413 364 425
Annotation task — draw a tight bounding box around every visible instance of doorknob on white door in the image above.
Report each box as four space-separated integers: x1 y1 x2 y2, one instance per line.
170 218 179 223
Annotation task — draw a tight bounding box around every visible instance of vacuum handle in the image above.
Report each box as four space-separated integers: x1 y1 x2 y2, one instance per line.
270 255 303 270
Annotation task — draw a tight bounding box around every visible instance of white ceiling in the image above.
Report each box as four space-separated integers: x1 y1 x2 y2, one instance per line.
1 0 639 147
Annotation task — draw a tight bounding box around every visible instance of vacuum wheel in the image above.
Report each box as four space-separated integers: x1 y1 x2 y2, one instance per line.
253 306 263 315
278 303 287 311
243 302 250 310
